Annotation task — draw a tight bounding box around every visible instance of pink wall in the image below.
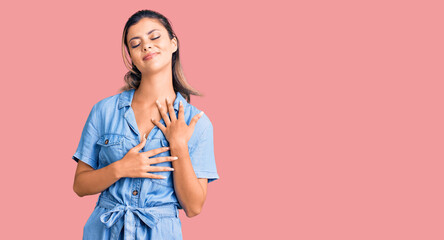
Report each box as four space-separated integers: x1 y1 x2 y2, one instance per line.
1 0 443 239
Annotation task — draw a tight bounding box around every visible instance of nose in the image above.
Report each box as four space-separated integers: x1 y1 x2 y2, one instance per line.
143 42 151 51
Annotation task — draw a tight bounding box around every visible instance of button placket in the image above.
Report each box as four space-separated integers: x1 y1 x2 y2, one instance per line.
130 179 141 207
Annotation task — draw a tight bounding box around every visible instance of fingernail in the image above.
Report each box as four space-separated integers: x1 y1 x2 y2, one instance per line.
165 147 170 150
161 176 167 179
169 168 175 171
179 100 182 106
172 156 178 160
199 111 204 116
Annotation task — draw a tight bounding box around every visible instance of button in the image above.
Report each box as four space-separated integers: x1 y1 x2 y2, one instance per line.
105 139 109 144
132 190 138 196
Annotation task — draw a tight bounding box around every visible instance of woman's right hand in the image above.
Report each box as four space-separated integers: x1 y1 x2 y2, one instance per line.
115 134 177 179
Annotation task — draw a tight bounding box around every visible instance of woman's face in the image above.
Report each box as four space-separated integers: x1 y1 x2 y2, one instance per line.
126 18 177 75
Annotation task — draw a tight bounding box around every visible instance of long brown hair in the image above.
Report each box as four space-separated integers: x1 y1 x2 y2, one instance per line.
119 9 202 102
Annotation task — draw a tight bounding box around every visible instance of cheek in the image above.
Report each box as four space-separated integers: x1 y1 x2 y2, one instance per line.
129 53 141 65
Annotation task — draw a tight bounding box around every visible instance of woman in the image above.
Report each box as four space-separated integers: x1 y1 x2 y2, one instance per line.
72 9 219 239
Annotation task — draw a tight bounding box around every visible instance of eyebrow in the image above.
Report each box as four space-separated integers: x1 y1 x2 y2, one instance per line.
128 29 160 43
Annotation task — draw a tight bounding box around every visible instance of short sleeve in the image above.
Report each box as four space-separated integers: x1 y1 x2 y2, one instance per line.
72 104 100 169
190 122 220 183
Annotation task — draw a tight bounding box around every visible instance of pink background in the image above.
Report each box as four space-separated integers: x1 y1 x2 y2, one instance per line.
1 0 443 239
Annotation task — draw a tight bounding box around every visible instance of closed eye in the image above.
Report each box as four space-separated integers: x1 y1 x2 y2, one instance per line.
131 36 160 48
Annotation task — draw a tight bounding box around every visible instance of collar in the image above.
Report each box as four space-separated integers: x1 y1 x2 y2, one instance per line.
118 88 187 111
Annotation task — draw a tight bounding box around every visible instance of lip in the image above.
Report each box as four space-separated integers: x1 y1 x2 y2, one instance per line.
143 52 159 61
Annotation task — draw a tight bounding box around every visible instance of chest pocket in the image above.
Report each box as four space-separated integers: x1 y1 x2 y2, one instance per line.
148 138 173 187
97 134 125 167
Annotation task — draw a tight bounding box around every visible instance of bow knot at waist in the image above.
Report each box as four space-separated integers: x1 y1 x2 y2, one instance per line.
97 196 178 240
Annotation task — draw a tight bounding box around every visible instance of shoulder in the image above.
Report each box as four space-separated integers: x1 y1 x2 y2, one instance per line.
91 91 122 116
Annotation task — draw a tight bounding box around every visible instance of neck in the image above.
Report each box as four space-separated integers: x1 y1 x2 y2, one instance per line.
133 69 176 107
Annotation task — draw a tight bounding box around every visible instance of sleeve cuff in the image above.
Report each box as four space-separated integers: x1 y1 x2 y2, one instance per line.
195 171 219 183
72 152 98 170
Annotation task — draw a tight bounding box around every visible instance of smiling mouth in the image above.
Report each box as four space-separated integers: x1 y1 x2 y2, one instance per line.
143 52 159 61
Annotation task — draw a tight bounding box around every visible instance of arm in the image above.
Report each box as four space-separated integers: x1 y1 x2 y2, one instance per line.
73 137 174 197
72 103 120 197
73 160 120 197
170 141 208 218
152 97 213 218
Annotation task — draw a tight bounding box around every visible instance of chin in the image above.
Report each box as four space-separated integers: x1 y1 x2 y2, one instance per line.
140 66 164 75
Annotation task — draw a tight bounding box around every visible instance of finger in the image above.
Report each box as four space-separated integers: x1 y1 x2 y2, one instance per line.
178 100 184 121
143 146 170 157
133 133 147 152
156 99 171 126
142 172 168 179
147 156 178 165
146 166 175 172
189 111 204 129
166 97 177 121
151 117 166 133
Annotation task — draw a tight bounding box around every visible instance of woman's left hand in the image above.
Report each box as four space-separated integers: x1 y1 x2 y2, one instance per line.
152 97 204 146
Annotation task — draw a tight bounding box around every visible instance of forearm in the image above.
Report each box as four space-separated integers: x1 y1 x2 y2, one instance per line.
74 161 121 197
170 142 205 217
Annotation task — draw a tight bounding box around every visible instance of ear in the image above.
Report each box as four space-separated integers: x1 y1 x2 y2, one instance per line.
171 37 178 53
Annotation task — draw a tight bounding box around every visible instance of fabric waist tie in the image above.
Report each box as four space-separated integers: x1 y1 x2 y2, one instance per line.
97 196 179 240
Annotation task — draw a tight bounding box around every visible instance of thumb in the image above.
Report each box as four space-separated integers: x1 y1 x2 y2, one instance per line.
134 133 147 151
189 111 204 130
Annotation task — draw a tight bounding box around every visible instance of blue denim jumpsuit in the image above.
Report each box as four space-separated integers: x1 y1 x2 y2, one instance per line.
72 89 219 240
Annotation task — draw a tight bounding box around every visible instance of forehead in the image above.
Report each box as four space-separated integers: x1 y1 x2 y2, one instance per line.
127 18 164 39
